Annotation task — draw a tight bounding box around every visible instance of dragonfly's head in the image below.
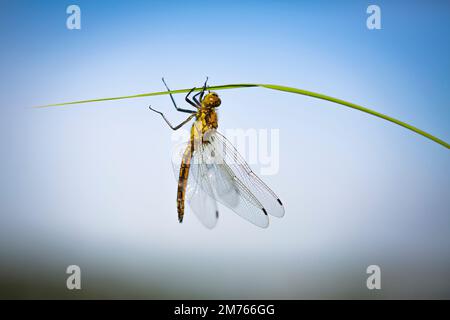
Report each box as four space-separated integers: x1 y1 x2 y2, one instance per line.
202 92 221 108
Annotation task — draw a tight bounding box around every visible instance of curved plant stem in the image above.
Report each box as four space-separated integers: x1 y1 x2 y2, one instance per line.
34 83 449 149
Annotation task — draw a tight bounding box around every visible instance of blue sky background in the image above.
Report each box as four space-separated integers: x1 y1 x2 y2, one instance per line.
0 0 449 298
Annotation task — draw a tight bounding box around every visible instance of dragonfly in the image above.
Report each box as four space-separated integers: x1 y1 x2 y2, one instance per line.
149 78 285 228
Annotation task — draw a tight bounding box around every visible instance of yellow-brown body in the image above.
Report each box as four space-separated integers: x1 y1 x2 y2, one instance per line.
177 93 220 222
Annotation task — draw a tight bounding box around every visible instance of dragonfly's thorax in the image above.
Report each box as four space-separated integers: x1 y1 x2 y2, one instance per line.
190 91 220 143
191 107 218 141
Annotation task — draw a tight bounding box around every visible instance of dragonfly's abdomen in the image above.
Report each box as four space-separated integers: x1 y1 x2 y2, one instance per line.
177 142 193 223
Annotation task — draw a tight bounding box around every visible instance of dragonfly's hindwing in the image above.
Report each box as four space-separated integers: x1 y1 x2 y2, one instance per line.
173 140 219 228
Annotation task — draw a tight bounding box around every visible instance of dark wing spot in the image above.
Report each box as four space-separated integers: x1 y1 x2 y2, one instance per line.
262 208 268 216
277 198 283 206
215 210 219 218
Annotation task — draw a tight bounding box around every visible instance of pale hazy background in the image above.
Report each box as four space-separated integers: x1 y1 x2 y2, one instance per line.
0 0 449 298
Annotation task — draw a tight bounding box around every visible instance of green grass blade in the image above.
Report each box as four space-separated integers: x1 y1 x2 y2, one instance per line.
34 83 449 149
258 84 449 149
34 84 259 108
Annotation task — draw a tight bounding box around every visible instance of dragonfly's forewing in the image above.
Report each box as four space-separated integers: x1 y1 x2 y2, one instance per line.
192 140 269 228
210 131 285 218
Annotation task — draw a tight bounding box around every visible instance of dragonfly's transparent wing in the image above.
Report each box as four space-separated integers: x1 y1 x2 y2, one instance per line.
171 129 284 228
187 159 219 228
172 142 218 228
208 131 285 218
186 132 280 228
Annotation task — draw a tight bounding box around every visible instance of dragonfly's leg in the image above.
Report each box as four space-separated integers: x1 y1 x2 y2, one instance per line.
193 77 209 105
199 76 209 101
192 91 202 104
149 106 195 130
185 87 200 108
161 78 196 113
193 91 201 105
